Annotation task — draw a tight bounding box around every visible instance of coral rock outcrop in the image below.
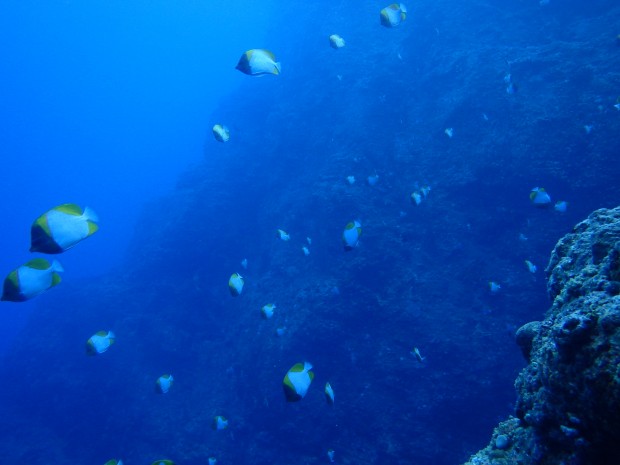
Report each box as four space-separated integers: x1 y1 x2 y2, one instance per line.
465 207 620 465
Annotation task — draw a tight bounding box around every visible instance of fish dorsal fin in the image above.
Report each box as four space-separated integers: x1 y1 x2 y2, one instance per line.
55 203 83 216
95 330 108 336
262 49 276 61
25 258 51 270
290 363 305 372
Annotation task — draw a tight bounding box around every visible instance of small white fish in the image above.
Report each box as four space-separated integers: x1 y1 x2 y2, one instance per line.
525 260 537 274
614 103 620 111
155 374 174 394
276 327 286 336
228 273 244 296
306 237 312 245
208 458 217 465
444 127 453 138
584 124 593 134
530 187 552 207
241 258 248 269
329 34 346 49
302 246 310 256
325 382 335 405
261 303 276 319
277 229 290 241
411 191 423 206
327 449 336 463
367 173 379 186
482 113 489 121
86 330 115 355
212 416 228 430
346 175 355 185
236 49 281 76
519 233 528 242
342 220 362 251
212 124 230 142
380 3 407 28
336 74 343 81
554 201 568 213
411 347 425 363
283 362 314 402
489 282 501 293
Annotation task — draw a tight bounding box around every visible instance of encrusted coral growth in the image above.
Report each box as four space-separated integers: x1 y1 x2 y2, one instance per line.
465 207 620 465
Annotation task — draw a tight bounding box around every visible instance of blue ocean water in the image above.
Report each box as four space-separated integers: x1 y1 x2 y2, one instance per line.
0 0 619 464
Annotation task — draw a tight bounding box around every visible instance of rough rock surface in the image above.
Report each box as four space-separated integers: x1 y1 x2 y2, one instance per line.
465 207 620 465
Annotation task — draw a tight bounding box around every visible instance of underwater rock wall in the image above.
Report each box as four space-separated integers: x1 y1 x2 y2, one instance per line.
465 206 620 464
0 1 619 465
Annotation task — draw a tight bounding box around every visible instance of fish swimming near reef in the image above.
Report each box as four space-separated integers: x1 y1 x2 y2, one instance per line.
30 203 99 253
1 258 63 302
236 49 281 76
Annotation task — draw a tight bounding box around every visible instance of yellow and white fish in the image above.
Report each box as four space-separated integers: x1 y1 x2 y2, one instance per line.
30 203 99 254
104 460 123 465
380 3 407 28
212 124 230 142
229 273 244 296
261 303 276 319
1 258 63 302
342 221 362 251
530 187 551 207
329 34 346 49
411 347 425 363
325 382 335 405
86 330 115 355
236 49 281 76
213 416 228 430
283 362 314 402
525 260 537 274
277 229 290 241
156 374 174 394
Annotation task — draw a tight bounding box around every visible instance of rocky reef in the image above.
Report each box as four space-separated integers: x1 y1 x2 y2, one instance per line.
465 207 620 465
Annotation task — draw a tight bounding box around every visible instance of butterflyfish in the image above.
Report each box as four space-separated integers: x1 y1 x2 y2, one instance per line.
1 258 63 302
229 273 244 296
212 124 230 142
325 382 335 405
283 361 314 402
329 34 346 49
30 203 99 253
213 415 229 430
86 330 115 355
342 221 362 251
156 374 174 394
236 49 281 76
380 3 407 28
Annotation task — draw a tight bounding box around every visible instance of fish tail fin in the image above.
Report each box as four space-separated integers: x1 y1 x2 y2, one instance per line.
303 361 313 371
51 260 64 273
274 62 282 74
83 206 99 223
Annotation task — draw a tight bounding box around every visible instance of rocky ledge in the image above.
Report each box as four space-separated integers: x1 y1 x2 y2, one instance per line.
465 207 620 465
